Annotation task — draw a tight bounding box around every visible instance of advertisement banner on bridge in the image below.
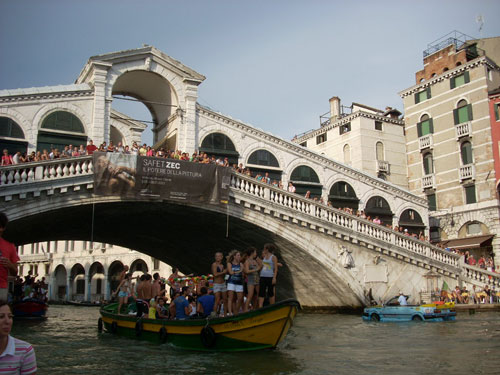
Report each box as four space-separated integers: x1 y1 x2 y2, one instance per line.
93 152 231 205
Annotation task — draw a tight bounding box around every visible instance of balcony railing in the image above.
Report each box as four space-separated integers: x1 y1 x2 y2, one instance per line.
455 122 471 139
377 160 390 174
422 174 435 190
418 134 433 150
459 164 475 181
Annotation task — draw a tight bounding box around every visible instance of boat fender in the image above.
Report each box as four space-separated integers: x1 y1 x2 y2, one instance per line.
98 318 103 333
111 321 118 334
159 327 167 343
200 326 216 348
135 320 143 337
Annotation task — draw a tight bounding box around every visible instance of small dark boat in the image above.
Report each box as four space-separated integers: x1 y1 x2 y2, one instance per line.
99 299 300 352
12 299 48 319
67 300 103 307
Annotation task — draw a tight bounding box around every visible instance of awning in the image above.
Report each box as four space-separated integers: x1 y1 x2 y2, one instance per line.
439 234 494 250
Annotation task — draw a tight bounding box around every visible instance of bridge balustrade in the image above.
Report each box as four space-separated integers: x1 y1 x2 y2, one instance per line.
1 157 496 287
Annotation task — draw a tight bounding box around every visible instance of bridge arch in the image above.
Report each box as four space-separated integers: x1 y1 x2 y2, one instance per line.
398 208 425 235
199 131 239 165
288 164 322 199
363 195 393 226
327 180 359 211
0 115 29 155
244 148 282 181
0 108 36 151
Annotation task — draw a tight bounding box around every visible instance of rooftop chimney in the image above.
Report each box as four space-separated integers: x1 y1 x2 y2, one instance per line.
329 96 341 120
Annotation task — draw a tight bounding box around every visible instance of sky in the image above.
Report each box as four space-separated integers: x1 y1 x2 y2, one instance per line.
1 0 500 145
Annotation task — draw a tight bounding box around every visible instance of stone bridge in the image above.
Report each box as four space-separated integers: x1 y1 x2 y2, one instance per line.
1 158 498 309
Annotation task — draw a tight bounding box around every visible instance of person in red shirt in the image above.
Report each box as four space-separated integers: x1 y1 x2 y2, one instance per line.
1 150 13 166
86 140 98 155
0 213 19 302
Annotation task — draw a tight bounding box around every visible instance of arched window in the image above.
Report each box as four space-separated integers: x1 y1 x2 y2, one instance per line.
365 196 393 225
417 114 433 137
376 142 384 161
329 181 358 210
423 153 433 175
399 209 425 236
200 132 239 165
454 99 473 124
290 165 322 198
343 144 351 164
246 149 281 181
460 141 473 165
0 117 28 154
37 111 87 152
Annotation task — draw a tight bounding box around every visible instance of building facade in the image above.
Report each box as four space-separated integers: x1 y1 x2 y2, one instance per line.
399 32 500 264
17 240 172 302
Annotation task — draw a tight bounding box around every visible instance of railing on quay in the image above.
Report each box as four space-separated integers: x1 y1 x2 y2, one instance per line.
463 264 500 287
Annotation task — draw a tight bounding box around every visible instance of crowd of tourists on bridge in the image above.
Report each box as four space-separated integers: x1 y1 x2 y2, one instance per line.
113 243 279 320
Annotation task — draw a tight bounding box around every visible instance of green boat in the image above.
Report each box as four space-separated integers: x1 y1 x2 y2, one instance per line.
99 299 300 352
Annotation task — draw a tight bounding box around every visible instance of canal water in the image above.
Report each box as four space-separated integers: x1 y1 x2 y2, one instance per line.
12 305 500 374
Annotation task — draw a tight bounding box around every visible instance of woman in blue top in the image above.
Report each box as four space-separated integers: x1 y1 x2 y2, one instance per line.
227 250 244 316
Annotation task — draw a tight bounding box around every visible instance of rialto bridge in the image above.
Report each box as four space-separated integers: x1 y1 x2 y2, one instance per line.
0 47 498 308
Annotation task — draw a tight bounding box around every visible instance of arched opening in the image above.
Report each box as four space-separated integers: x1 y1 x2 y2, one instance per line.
329 181 358 210
70 263 85 302
89 262 105 302
37 111 87 152
423 153 434 175
399 209 425 236
52 264 67 301
460 141 473 165
246 149 282 182
290 165 322 199
130 258 149 277
108 260 125 297
110 125 125 149
364 196 393 226
0 117 28 155
200 132 239 165
111 70 178 150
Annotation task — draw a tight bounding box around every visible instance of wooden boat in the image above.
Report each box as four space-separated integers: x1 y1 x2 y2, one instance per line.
99 299 300 351
12 299 48 319
67 300 103 307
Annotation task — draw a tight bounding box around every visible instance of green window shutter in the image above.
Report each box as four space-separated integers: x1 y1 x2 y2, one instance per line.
417 121 422 137
453 108 459 125
467 104 473 121
464 71 470 84
429 118 434 133
426 86 432 99
495 103 500 121
415 92 420 104
450 77 456 90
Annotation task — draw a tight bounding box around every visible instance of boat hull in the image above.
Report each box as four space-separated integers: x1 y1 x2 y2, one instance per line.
12 299 48 318
100 299 299 352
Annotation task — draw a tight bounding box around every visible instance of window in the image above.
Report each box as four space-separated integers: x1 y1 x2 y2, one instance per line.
375 121 383 131
467 222 481 235
465 185 476 204
450 71 470 89
42 111 84 133
299 141 307 147
0 117 25 138
316 133 327 144
414 87 431 104
376 142 384 161
495 103 500 122
200 132 239 164
339 122 351 135
460 141 473 165
423 153 433 175
417 114 433 137
153 258 160 270
453 100 473 124
343 144 351 164
290 166 320 183
427 194 437 211
247 150 279 167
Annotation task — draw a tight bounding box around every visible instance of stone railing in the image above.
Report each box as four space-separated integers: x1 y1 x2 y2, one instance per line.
459 164 475 181
463 264 500 287
230 173 462 271
0 156 93 186
418 134 433 150
455 121 471 139
422 174 435 190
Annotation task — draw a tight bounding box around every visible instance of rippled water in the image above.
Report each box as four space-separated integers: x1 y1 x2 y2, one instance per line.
11 306 500 374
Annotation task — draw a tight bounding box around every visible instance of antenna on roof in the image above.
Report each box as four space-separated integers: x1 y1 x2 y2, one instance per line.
476 15 484 36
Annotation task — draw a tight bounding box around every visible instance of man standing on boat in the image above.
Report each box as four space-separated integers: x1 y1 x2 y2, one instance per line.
0 213 18 303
